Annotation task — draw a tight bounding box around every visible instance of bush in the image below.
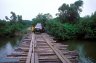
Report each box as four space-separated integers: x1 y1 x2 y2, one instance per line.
0 20 30 37
45 18 79 40
45 12 96 40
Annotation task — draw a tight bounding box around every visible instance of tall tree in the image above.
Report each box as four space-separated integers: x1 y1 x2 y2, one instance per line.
10 11 17 22
17 15 22 22
5 11 22 22
58 0 83 23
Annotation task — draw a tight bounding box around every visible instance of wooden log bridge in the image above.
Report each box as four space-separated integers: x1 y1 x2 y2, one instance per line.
0 33 78 63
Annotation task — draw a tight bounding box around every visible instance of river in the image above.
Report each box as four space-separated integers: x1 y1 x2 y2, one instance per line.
61 40 96 63
0 36 21 57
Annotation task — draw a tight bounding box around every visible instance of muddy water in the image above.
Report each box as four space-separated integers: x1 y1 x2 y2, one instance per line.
0 37 21 57
60 40 96 63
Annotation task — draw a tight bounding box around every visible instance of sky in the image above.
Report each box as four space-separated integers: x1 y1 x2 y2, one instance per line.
0 0 96 20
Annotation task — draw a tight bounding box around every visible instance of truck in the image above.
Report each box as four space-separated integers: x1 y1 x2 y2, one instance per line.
34 23 44 33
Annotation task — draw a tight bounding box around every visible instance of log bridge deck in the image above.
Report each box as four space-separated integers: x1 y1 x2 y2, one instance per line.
0 33 78 63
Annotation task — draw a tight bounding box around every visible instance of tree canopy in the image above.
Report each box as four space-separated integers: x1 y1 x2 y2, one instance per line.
5 11 22 22
58 0 83 23
32 13 52 26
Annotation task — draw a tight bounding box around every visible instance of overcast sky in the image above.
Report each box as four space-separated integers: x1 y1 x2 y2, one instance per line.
0 0 96 20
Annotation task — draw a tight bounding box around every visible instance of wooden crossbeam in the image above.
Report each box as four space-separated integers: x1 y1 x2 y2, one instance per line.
43 35 71 63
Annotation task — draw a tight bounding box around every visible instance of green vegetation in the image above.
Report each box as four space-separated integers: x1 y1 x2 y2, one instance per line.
0 12 32 37
46 12 96 40
57 0 83 23
32 0 96 40
45 18 78 40
0 0 96 40
32 13 52 26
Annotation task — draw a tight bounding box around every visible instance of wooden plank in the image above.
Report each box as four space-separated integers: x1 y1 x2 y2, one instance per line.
26 33 33 63
35 53 39 63
39 55 58 59
7 57 27 59
55 48 72 63
34 39 37 47
39 59 60 62
31 33 35 63
31 53 34 63
31 34 39 63
43 35 72 63
38 52 55 55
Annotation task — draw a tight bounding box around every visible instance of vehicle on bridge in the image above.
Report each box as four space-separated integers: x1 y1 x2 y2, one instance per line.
34 23 44 33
